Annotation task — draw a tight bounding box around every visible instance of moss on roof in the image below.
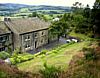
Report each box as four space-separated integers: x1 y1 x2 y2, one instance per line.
0 21 11 35
5 18 50 34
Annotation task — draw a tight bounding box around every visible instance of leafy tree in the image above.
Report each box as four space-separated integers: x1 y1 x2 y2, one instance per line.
71 2 94 36
32 12 38 17
49 14 70 40
28 12 38 17
50 14 53 17
91 0 100 35
83 4 91 18
72 2 84 14
37 14 48 21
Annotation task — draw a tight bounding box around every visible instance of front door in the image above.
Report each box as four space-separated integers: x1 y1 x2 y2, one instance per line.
35 41 37 48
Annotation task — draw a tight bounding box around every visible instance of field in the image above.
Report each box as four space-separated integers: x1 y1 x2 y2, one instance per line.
17 33 90 74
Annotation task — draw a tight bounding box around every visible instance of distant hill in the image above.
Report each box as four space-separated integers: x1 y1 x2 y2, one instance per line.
0 3 71 16
0 3 30 15
0 3 30 10
28 5 71 11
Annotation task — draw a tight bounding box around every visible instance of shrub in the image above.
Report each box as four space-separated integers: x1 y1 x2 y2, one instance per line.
82 47 96 60
52 50 58 54
10 58 16 65
10 53 34 65
0 51 10 60
0 71 7 78
11 51 18 64
38 54 45 58
40 49 48 55
7 46 12 55
20 54 34 62
40 62 61 78
34 52 41 57
16 58 21 63
97 42 100 46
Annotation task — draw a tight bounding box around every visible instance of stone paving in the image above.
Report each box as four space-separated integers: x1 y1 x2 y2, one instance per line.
28 37 67 54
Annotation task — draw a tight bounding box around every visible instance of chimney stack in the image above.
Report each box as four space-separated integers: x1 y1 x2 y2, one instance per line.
4 18 11 21
4 18 8 21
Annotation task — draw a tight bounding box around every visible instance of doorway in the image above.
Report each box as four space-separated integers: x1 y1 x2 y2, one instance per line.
35 41 37 48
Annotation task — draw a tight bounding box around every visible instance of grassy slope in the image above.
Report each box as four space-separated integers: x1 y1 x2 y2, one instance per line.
17 33 90 74
60 41 100 78
0 61 33 78
69 31 90 40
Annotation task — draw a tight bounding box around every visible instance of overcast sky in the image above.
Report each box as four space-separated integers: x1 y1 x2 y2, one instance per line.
0 0 95 7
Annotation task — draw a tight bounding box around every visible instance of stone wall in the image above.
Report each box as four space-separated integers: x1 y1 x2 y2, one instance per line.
0 33 13 52
20 29 48 52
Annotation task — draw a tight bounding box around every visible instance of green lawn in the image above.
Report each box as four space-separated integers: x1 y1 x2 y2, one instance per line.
69 31 91 40
17 41 90 74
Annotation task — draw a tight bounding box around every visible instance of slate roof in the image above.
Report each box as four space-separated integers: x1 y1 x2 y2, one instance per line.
0 21 11 35
5 18 50 34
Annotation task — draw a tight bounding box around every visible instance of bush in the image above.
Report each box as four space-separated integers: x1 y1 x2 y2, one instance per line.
10 58 16 65
0 51 10 60
40 62 61 78
34 52 41 57
82 47 96 60
38 54 45 58
0 71 7 78
52 50 58 54
10 53 34 65
52 42 75 53
20 54 34 62
40 49 48 55
98 42 100 46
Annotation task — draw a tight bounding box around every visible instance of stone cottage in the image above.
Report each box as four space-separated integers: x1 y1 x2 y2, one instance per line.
0 21 13 51
4 18 50 52
0 17 58 52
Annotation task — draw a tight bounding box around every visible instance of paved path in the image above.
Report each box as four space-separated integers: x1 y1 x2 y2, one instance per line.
29 38 67 54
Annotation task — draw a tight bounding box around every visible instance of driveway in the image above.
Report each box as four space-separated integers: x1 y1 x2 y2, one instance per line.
28 37 67 54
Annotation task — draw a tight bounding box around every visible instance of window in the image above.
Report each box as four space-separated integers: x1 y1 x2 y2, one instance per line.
34 32 38 37
0 37 3 42
41 40 43 43
0 43 2 46
4 36 8 41
25 44 30 48
25 41 31 49
24 34 31 49
42 32 44 35
0 47 5 51
27 35 30 39
0 36 9 42
24 35 30 41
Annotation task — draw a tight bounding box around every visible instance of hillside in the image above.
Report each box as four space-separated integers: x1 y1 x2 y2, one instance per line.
0 3 29 10
0 0 100 77
60 40 100 78
0 60 33 78
0 3 29 15
0 3 71 16
0 33 100 78
17 33 100 78
16 33 92 76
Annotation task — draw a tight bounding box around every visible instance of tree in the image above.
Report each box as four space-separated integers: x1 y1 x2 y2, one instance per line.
71 1 95 35
72 2 84 14
28 12 38 17
32 12 38 17
91 0 100 35
49 14 70 40
83 4 91 18
37 14 48 21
